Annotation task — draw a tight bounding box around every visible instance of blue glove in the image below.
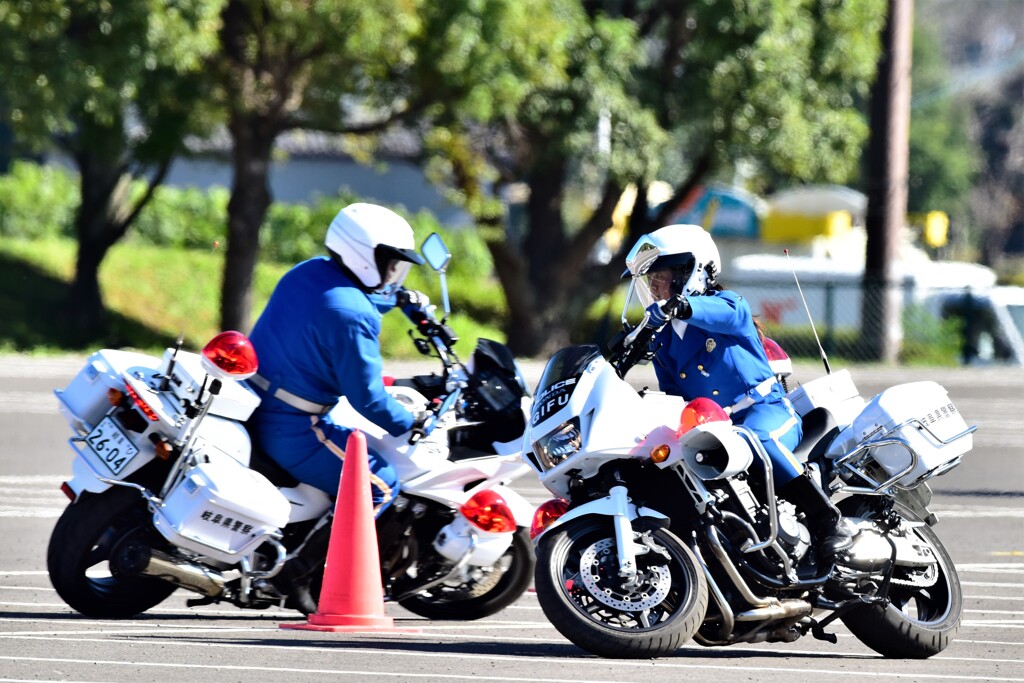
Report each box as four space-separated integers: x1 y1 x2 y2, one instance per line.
645 301 670 328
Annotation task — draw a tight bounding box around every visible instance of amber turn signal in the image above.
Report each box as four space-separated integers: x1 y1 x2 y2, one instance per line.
649 444 671 463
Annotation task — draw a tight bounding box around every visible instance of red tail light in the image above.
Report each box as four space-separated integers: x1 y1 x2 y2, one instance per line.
530 497 569 539
762 337 792 377
201 331 259 380
124 382 160 421
678 397 729 435
460 490 516 534
762 337 789 362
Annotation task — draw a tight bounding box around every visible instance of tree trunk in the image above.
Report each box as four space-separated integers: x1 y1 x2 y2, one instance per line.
495 160 581 357
68 150 133 342
220 115 276 334
862 0 913 363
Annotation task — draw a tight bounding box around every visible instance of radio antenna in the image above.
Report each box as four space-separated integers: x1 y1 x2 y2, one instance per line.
785 249 831 375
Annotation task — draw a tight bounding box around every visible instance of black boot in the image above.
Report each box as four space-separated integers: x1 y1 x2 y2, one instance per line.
274 557 319 615
779 473 854 562
273 519 332 615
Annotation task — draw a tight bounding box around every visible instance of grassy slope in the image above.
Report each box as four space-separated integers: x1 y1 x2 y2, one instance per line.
0 237 504 358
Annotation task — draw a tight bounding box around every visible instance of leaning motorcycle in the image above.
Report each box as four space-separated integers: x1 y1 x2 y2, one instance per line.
48 232 536 620
524 287 975 659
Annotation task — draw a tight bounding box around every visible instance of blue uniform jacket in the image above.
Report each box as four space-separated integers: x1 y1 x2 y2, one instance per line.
651 290 784 409
247 256 414 436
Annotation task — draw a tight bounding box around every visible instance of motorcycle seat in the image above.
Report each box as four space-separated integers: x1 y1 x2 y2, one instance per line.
792 407 839 464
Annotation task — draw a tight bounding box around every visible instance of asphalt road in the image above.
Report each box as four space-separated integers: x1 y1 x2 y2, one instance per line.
1 355 1022 682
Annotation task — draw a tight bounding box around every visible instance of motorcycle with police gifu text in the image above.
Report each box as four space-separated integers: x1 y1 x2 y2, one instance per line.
523 276 975 659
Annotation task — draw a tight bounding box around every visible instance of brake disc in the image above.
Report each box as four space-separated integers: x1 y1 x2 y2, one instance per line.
577 538 671 611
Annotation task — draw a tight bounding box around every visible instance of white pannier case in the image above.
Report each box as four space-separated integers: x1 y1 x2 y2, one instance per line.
837 381 973 488
153 459 291 564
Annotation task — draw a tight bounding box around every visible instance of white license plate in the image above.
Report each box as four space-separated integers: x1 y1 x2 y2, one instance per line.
84 417 140 475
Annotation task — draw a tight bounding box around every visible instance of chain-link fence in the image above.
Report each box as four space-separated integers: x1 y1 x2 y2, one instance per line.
727 277 1022 366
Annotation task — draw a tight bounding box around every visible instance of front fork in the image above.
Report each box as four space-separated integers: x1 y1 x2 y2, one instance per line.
537 484 670 581
609 485 640 579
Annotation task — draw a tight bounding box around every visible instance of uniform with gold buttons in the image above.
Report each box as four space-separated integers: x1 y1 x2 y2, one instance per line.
650 289 805 484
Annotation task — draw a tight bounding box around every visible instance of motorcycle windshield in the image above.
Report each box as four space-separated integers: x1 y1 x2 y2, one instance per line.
535 344 603 398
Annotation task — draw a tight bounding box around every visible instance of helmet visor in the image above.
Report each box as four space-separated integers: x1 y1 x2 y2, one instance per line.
635 254 696 306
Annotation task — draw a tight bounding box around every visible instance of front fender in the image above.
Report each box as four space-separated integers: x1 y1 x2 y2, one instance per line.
532 495 668 544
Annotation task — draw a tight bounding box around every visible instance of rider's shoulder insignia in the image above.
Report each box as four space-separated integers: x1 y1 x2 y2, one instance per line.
706 338 717 353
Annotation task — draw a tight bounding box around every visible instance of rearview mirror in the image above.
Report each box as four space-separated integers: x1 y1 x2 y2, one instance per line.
421 233 451 273
421 232 452 319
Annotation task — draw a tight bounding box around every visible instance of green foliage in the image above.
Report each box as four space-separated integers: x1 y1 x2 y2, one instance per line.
673 0 886 185
0 160 506 354
130 184 230 249
0 161 77 238
899 303 962 366
907 23 977 218
0 0 225 151
0 235 504 358
764 305 961 367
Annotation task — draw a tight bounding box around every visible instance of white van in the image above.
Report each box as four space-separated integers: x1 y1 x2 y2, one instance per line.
728 253 1024 365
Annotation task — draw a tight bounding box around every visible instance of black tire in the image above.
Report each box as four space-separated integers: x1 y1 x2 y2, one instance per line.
398 527 535 620
47 487 177 618
534 518 708 659
840 506 961 658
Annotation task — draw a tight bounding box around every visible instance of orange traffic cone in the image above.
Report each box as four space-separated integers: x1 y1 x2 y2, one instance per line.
281 430 411 632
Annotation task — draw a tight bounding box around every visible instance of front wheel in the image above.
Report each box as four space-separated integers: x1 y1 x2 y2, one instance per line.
840 505 962 658
398 527 535 620
534 519 708 658
47 487 177 618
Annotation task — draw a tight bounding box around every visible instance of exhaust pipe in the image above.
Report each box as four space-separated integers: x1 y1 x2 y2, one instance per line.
114 542 225 598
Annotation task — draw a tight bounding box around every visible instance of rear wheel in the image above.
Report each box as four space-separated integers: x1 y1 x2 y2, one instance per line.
534 519 707 658
47 488 177 618
840 504 961 658
398 528 535 620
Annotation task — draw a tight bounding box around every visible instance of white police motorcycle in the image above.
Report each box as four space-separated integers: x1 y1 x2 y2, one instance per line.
49 233 535 620
523 244 975 658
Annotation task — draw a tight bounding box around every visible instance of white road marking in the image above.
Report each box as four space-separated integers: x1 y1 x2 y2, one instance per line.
0 644 1022 682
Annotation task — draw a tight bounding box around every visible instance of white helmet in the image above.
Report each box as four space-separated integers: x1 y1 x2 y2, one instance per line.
624 224 721 308
325 203 424 292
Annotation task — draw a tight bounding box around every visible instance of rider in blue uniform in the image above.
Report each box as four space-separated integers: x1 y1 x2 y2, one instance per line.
628 224 852 561
246 202 426 612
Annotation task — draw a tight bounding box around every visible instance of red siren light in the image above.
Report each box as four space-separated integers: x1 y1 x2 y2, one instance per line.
678 397 730 436
201 331 259 380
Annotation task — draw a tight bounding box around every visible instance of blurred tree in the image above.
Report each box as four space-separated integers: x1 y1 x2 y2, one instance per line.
907 22 977 241
213 0 417 333
420 0 886 356
0 0 224 339
212 0 570 334
968 73 1024 268
863 0 913 364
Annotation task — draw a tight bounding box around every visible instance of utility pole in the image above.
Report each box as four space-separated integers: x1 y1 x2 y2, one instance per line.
863 0 913 363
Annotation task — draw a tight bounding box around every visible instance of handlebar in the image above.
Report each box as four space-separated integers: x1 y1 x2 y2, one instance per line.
605 295 685 379
408 385 463 444
397 288 459 353
396 288 466 444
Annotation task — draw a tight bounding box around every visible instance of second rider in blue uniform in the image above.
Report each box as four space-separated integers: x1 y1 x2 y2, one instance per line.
628 224 853 563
